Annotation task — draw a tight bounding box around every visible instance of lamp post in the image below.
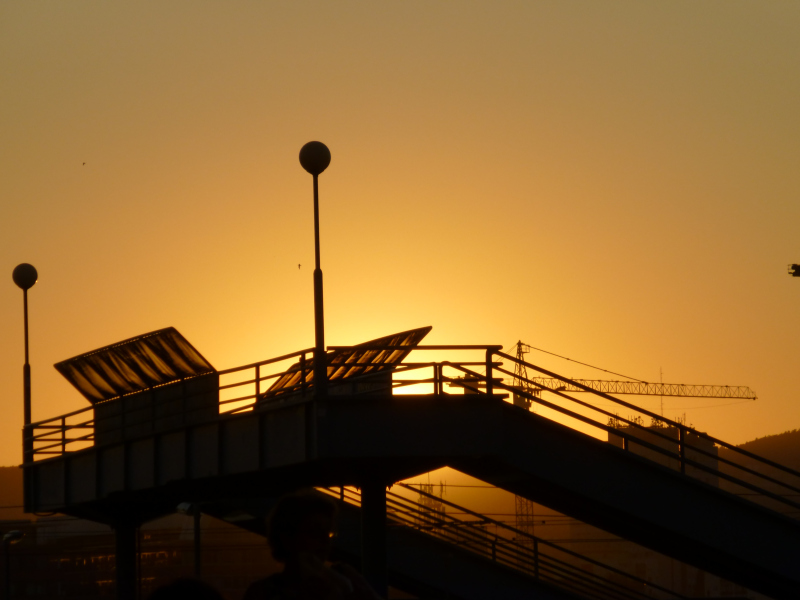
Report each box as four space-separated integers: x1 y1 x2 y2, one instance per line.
12 264 37 464
298 144 386 596
299 142 331 396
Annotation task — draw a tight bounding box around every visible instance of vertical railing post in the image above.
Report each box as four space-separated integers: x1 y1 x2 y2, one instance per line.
680 427 686 475
533 538 539 579
181 379 186 424
300 353 307 397
180 378 187 424
120 398 126 443
61 417 66 455
255 365 260 401
485 349 493 397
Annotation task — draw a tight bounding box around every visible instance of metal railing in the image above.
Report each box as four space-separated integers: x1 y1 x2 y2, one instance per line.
23 345 501 461
319 484 686 600
489 350 800 518
24 347 316 460
24 343 800 521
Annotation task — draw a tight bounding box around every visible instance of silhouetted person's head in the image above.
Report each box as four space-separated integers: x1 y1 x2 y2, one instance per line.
147 578 223 600
267 491 337 564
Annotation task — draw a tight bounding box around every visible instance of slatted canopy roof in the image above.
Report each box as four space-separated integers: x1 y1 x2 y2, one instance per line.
264 326 432 397
54 327 215 405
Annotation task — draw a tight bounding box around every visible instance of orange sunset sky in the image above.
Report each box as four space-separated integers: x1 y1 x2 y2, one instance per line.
1 2 799 468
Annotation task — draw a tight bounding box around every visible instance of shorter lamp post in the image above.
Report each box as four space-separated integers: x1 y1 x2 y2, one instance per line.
3 530 24 600
12 263 37 464
176 503 202 578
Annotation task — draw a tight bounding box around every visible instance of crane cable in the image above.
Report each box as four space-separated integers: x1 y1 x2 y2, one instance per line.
510 342 754 409
511 342 649 384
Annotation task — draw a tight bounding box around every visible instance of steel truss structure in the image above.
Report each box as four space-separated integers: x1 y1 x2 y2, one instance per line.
529 379 757 399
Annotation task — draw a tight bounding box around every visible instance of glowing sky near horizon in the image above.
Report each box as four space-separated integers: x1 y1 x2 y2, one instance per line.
1 2 799 467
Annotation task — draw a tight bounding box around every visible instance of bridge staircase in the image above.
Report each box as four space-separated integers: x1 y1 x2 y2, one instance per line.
22 328 800 599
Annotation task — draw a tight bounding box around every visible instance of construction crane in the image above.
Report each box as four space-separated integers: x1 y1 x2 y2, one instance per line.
510 341 757 401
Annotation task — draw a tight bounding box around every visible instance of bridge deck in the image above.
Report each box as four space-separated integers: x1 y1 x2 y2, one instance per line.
25 393 800 599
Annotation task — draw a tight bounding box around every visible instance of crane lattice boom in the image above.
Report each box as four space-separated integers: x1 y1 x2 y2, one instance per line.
530 378 757 400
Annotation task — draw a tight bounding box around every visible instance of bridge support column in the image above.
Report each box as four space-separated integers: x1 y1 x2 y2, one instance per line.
114 521 138 600
361 481 387 598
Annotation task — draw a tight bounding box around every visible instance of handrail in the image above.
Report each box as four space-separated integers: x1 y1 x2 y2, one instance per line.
320 484 685 600
28 405 93 428
439 355 800 514
215 347 314 375
398 482 684 598
494 354 800 496
326 344 503 350
488 355 800 515
492 364 732 475
497 351 800 483
495 366 800 510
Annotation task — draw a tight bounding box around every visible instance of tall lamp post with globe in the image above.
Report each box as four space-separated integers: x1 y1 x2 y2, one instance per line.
299 141 331 397
12 263 37 466
298 144 387 596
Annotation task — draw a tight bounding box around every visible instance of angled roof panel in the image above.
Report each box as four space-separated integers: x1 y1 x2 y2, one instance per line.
54 327 215 404
264 326 432 397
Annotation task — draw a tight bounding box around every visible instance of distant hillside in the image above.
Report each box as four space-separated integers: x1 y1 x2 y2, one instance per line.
0 466 26 522
717 428 800 516
734 429 800 471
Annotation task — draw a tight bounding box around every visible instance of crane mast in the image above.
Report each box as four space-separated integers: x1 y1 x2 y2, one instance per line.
511 341 539 411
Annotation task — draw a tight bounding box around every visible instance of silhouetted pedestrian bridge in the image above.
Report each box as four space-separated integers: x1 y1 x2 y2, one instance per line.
23 327 800 599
